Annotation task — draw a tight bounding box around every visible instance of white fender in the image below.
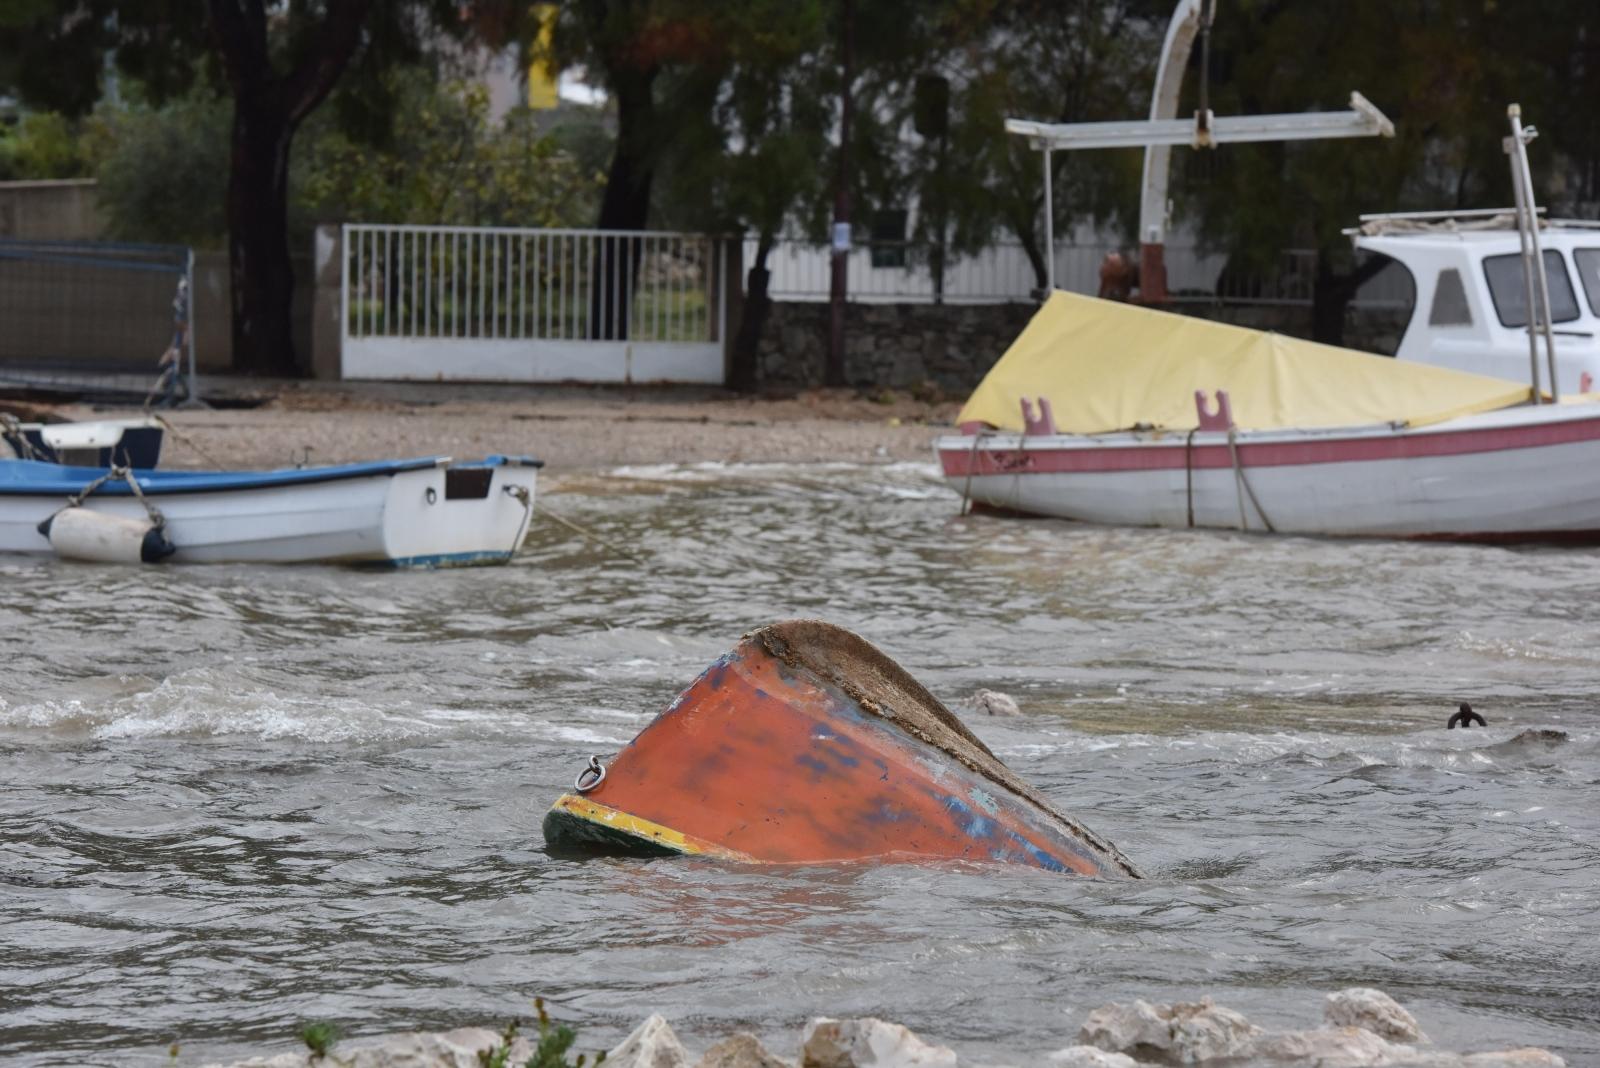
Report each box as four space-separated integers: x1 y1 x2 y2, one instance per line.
40 508 176 564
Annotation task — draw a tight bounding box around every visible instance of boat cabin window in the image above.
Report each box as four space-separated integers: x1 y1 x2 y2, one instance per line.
1482 251 1580 327
1574 248 1600 316
1427 268 1472 326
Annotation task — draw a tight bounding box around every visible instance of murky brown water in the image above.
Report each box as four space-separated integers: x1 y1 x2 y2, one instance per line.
2 461 1597 1065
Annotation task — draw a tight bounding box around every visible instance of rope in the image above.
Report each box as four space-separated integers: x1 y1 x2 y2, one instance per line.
0 413 44 461
151 414 224 468
958 430 988 516
535 501 642 561
65 465 168 532
1225 428 1274 533
501 483 535 557
1184 427 1198 528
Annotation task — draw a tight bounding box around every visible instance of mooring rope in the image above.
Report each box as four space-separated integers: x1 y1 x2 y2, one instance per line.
958 430 989 516
64 465 168 532
0 413 44 462
1225 427 1274 533
501 483 535 558
1184 427 1199 528
535 500 642 561
151 414 225 469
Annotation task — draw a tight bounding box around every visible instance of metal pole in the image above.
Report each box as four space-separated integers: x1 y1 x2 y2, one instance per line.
1043 147 1055 292
1505 133 1543 402
826 0 854 386
1509 105 1560 401
184 247 199 405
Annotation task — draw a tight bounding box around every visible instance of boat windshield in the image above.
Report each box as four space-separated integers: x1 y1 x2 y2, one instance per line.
1482 251 1581 327
1574 248 1600 317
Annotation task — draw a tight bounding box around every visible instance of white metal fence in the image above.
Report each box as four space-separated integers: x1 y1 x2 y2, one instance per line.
752 238 1414 309
341 224 728 383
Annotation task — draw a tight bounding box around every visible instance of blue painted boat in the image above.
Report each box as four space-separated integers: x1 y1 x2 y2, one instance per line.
0 455 541 566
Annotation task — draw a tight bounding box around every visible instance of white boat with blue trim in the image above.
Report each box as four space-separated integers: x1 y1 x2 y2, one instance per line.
0 454 540 566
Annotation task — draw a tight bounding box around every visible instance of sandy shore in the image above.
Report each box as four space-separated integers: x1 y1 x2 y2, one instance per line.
51 379 961 475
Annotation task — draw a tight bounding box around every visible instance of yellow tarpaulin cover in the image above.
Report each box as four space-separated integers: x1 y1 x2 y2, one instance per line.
958 291 1533 433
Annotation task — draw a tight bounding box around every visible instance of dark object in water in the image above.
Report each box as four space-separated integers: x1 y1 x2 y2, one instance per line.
543 620 1140 877
1448 702 1487 729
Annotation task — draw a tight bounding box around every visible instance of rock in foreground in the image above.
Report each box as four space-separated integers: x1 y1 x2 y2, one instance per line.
202 987 1565 1068
1064 988 1564 1067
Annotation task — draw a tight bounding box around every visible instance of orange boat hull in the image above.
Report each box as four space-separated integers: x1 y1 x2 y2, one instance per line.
544 623 1137 877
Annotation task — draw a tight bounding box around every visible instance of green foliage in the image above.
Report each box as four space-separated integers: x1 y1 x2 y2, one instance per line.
527 997 604 1068
475 1000 605 1068
90 90 231 247
298 1021 340 1059
477 1018 520 1068
1184 1 1600 267
297 73 603 229
0 110 91 179
905 0 1162 286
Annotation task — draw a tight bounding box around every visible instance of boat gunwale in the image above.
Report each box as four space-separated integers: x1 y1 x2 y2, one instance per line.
0 454 543 497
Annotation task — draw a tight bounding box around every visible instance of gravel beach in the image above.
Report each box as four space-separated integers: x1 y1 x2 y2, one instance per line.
49 380 962 474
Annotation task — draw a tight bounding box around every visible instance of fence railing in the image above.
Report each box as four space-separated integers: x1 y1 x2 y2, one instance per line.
752 238 1414 309
343 224 727 344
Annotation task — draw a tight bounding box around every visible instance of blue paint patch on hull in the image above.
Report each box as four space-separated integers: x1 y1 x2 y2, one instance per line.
379 550 514 569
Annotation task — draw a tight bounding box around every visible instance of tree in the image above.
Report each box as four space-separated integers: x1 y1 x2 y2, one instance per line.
661 3 833 391
1182 0 1600 346
2 1 465 375
910 0 1164 292
544 0 726 339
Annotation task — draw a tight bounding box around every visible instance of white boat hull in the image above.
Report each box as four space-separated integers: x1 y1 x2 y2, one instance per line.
937 404 1600 540
0 459 539 565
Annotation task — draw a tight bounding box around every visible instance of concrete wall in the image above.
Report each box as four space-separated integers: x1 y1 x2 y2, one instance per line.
0 179 315 373
0 179 102 240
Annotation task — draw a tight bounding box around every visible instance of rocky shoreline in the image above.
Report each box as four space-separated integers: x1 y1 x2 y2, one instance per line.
207 989 1563 1068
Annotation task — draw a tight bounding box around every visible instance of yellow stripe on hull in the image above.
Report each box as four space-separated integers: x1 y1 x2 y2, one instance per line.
547 794 756 861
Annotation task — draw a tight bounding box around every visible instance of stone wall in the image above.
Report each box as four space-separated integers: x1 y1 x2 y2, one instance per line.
754 299 1415 393
756 301 1038 391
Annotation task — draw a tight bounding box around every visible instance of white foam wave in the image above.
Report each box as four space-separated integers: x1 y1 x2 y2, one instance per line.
0 673 518 744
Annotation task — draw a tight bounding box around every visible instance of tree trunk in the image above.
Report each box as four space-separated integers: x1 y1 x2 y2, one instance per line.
207 0 373 377
227 99 298 375
1311 249 1393 348
589 63 658 340
729 234 776 393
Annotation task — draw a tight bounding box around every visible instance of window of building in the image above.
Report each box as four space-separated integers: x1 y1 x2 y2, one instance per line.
1427 268 1473 326
870 209 907 269
1482 251 1580 327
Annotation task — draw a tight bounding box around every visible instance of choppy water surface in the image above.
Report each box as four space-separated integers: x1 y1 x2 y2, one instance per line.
3 461 1598 1066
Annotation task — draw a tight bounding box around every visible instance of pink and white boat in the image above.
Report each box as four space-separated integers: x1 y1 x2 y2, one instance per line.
935 292 1600 542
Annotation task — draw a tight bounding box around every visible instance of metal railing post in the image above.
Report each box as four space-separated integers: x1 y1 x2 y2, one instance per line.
1507 105 1559 401
184 247 199 405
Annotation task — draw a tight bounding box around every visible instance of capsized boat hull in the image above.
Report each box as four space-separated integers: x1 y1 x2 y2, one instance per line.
0 455 540 565
937 403 1600 540
544 621 1139 877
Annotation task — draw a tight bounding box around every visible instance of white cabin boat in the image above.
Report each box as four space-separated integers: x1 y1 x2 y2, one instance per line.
1353 212 1600 396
